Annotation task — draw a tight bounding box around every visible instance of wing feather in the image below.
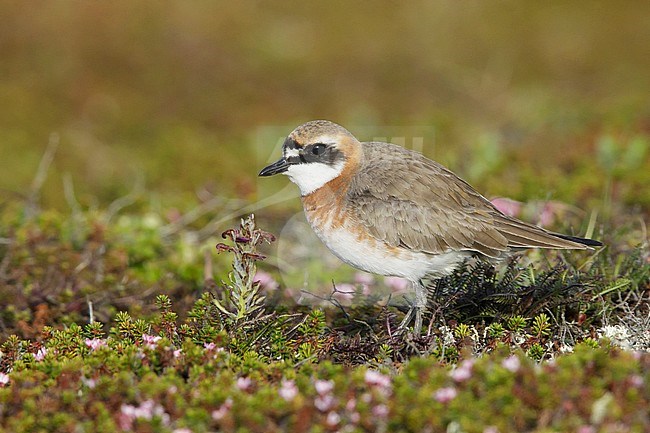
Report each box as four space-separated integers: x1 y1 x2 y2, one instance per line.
346 142 589 258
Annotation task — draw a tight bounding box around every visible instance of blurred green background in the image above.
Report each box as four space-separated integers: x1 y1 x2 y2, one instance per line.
1 1 649 216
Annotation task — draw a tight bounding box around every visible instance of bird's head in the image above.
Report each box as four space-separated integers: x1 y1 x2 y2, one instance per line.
259 120 361 195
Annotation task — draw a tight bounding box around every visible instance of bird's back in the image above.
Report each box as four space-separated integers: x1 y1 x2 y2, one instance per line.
346 141 597 259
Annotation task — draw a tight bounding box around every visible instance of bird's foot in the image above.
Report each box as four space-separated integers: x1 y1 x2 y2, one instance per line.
395 306 423 336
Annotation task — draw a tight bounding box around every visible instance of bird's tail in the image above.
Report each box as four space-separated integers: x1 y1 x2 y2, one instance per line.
552 233 603 248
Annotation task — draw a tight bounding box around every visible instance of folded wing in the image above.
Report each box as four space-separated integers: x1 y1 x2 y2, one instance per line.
346 142 595 259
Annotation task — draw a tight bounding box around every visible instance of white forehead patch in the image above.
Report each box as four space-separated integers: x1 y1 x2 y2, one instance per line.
284 147 300 158
313 134 338 145
285 161 344 196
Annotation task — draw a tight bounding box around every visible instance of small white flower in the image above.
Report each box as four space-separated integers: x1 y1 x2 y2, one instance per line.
438 326 456 346
0 373 9 385
559 344 574 353
598 325 631 349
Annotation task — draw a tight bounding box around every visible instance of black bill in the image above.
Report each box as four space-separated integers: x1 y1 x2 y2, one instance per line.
259 157 289 176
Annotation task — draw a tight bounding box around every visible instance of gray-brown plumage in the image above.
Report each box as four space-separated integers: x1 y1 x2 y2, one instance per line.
259 120 602 334
347 141 598 260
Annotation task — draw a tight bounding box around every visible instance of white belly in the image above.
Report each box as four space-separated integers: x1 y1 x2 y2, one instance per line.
309 221 469 282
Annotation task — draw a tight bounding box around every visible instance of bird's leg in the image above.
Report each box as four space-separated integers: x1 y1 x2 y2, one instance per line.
396 305 423 335
396 281 427 335
397 306 415 331
413 280 427 335
413 306 423 335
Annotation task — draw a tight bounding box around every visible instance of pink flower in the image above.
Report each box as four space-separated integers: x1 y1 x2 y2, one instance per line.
314 379 334 395
383 276 409 293
118 409 134 430
142 334 162 350
483 427 499 433
0 373 9 386
81 377 96 389
354 272 375 285
203 342 216 351
173 349 182 358
434 386 457 403
450 367 472 382
537 203 555 227
203 342 224 358
372 404 389 418
279 379 298 402
211 397 233 421
314 394 335 412
502 355 521 373
629 375 644 388
449 359 474 382
119 400 170 429
85 338 107 351
345 398 356 411
577 426 596 433
254 270 279 291
326 411 340 427
365 370 391 389
333 284 356 304
491 198 522 217
236 377 252 391
34 347 47 361
173 429 193 433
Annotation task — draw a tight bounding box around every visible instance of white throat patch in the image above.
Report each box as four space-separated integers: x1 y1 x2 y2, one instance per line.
285 161 344 196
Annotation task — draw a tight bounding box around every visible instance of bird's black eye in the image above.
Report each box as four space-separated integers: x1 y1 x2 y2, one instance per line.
310 143 327 156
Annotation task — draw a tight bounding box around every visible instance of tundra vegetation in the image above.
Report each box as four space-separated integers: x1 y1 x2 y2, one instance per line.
1 2 649 432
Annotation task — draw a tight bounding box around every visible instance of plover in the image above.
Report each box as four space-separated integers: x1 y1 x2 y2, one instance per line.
259 120 602 334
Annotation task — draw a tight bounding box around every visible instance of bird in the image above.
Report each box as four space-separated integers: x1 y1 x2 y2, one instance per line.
259 120 602 334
